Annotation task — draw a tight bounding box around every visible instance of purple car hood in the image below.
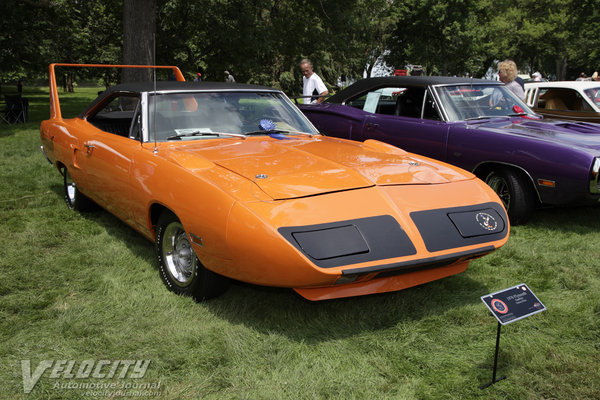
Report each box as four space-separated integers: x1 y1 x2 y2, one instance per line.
466 118 600 151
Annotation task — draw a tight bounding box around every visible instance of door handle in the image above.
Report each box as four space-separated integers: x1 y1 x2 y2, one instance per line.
366 122 379 130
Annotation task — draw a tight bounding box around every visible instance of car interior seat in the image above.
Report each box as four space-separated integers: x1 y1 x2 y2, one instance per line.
544 97 567 110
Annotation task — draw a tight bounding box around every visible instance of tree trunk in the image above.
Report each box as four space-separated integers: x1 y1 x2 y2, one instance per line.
67 72 74 92
122 0 156 83
365 62 374 78
556 56 567 80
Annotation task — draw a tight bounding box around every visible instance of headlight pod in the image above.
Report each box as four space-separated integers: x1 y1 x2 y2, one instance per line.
410 202 509 252
278 215 417 269
291 225 369 260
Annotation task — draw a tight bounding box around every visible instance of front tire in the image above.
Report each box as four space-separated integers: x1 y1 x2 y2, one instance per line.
485 167 535 225
156 212 229 301
63 168 94 211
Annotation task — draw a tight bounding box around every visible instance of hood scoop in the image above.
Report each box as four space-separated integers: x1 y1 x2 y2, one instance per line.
215 157 373 200
176 138 469 200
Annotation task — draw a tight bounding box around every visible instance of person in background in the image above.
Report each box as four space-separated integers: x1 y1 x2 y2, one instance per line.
504 60 525 90
224 71 235 83
299 58 328 104
532 72 543 81
576 72 590 81
194 72 202 82
497 59 525 100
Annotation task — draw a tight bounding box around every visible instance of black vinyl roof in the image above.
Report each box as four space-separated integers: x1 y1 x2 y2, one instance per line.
80 81 280 117
104 80 276 93
327 76 502 103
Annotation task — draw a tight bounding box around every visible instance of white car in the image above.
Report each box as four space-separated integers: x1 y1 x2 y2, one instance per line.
524 81 600 122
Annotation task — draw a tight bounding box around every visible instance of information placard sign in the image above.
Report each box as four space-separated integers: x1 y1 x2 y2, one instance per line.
481 283 546 325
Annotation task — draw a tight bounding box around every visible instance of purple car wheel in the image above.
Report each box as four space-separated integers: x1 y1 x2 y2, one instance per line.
485 168 535 225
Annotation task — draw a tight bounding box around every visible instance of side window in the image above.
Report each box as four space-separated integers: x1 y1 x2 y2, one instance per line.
422 90 441 120
346 94 367 110
395 88 425 118
539 88 583 111
346 87 406 115
571 90 588 111
129 101 142 140
536 89 548 108
524 88 537 106
374 88 405 115
87 94 140 137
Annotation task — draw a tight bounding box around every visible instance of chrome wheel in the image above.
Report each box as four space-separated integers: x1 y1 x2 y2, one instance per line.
63 167 94 211
156 211 230 300
161 221 196 287
486 174 510 210
65 169 77 207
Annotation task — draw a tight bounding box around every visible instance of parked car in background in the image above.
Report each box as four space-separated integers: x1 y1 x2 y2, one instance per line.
524 81 600 123
40 64 510 301
299 76 600 224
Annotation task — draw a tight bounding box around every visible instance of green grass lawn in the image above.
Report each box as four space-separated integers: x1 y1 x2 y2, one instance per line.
1 87 599 399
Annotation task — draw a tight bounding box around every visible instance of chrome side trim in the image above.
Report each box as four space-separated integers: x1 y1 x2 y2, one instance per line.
428 86 450 122
40 145 52 164
141 92 149 143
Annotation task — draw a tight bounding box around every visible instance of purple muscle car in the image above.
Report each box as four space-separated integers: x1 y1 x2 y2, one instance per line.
299 76 600 224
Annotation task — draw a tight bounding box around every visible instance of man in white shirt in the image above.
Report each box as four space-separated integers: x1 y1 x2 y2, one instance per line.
300 58 328 104
224 71 235 83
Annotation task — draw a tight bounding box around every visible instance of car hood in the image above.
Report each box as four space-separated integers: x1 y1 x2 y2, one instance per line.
166 137 473 200
467 118 600 151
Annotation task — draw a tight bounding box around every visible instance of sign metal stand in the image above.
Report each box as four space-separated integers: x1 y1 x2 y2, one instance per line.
480 322 506 389
479 283 546 390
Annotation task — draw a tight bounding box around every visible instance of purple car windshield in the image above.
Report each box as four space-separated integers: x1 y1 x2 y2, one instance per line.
435 84 534 122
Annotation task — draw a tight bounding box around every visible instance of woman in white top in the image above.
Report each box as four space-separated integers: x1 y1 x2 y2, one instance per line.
497 60 525 100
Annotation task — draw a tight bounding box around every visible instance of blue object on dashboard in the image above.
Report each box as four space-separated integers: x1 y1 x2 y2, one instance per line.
259 119 276 131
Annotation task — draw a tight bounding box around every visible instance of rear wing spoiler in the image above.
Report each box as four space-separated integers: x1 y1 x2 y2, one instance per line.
48 63 185 120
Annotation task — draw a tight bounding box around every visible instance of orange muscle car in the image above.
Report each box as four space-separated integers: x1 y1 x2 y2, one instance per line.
40 64 510 301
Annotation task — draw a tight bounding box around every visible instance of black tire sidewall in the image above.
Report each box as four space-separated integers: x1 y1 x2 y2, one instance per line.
156 212 229 301
156 212 200 296
486 168 534 225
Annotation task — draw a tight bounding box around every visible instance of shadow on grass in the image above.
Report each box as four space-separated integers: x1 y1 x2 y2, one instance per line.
45 180 600 342
47 181 490 341
48 183 155 265
208 273 489 343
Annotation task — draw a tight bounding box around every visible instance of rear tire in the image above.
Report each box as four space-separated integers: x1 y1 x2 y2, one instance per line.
156 211 229 301
485 167 535 225
63 168 95 211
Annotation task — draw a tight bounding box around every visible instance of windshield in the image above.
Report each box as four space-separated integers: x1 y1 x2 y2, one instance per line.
148 91 319 141
583 87 600 110
435 84 535 121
